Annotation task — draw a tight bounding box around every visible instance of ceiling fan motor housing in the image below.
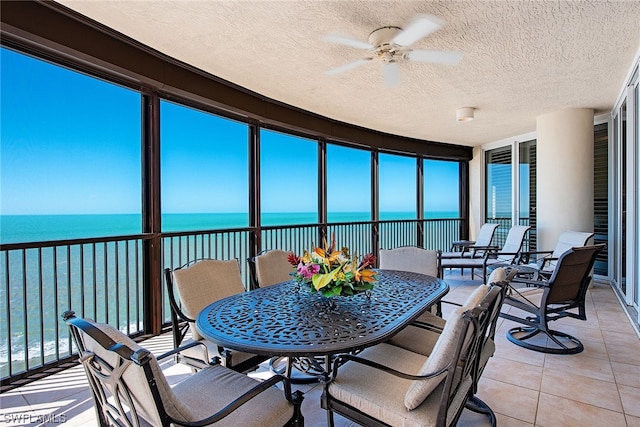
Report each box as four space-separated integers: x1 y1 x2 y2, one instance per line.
368 26 402 47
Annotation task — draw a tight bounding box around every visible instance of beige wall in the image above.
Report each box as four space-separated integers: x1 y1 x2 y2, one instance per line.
469 146 483 240
536 108 594 250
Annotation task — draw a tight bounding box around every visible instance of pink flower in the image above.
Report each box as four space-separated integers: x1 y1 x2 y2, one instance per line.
297 262 320 279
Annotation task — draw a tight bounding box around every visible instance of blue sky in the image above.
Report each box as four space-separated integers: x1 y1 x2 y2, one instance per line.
1 47 459 216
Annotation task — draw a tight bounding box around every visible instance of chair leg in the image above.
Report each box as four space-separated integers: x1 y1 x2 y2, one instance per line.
289 390 305 427
506 326 584 354
465 395 496 427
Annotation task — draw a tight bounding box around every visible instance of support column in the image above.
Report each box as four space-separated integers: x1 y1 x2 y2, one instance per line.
536 108 594 250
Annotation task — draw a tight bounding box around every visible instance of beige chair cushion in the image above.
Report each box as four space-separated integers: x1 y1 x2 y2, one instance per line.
173 259 245 340
254 250 293 287
404 307 467 410
487 267 507 284
379 247 439 277
390 284 488 356
328 343 472 427
169 364 293 427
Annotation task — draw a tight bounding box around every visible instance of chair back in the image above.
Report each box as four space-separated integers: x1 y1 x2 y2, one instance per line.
253 249 294 287
379 246 440 278
170 259 245 340
404 304 487 422
546 244 604 305
500 225 531 255
62 311 176 427
546 231 594 270
475 223 500 247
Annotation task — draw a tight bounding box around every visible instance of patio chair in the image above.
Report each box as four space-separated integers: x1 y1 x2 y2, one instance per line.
516 230 594 279
250 249 294 288
500 244 604 354
165 259 266 372
387 269 511 427
322 295 492 427
62 311 304 427
440 225 531 279
440 223 500 259
379 246 442 317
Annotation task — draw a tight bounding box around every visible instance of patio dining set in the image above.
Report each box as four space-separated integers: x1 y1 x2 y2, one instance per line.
62 226 603 427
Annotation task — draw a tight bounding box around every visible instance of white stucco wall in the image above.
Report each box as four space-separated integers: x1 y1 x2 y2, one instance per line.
536 108 594 251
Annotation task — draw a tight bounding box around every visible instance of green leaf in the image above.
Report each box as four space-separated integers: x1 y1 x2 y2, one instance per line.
312 267 341 291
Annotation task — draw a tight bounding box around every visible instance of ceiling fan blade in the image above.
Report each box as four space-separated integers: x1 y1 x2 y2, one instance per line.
407 50 463 65
325 58 372 75
323 33 373 50
383 62 400 87
392 14 444 46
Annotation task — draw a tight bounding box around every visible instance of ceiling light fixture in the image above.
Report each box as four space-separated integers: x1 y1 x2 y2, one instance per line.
456 107 475 122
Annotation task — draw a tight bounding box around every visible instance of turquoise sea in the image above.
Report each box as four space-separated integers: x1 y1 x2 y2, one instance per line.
0 211 458 244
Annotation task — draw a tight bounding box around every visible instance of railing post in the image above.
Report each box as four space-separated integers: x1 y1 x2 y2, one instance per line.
142 92 163 335
249 123 261 290
371 151 380 259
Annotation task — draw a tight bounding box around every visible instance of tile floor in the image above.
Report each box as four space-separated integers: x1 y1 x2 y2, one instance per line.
1 271 638 427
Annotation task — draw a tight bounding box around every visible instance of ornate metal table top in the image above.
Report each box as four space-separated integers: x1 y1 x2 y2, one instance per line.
196 270 448 356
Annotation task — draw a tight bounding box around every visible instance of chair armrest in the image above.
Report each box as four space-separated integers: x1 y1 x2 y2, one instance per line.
509 277 550 288
450 240 476 251
517 250 553 264
177 373 303 426
157 341 212 365
331 353 448 382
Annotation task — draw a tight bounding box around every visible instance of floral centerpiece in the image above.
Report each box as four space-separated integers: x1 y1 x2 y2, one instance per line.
288 234 377 297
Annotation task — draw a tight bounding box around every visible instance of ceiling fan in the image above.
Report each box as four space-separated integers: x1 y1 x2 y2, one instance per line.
323 14 462 87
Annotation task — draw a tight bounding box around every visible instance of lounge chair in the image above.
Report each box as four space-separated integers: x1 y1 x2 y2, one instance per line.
440 223 500 259
440 225 531 279
515 230 594 279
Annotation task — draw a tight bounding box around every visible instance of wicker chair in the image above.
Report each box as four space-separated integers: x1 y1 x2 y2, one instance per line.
62 311 304 427
165 259 265 372
500 244 604 354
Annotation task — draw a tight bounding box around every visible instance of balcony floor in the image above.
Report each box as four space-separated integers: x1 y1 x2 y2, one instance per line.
1 270 639 427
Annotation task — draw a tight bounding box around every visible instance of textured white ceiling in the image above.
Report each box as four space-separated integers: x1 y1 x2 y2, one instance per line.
57 0 640 147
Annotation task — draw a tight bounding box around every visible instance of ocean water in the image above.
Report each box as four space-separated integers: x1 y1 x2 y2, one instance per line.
0 211 458 244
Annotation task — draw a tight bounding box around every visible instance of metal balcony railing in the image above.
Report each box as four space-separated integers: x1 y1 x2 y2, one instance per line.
0 217 463 389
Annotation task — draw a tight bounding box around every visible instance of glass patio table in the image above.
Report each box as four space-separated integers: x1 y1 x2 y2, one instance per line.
195 269 448 361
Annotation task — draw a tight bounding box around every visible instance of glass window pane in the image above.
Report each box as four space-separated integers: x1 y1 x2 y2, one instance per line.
0 48 141 243
261 130 317 225
379 153 416 220
161 101 249 231
424 159 459 218
485 146 512 247
327 145 370 222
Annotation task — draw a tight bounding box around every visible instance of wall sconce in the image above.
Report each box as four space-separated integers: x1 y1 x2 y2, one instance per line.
456 107 475 122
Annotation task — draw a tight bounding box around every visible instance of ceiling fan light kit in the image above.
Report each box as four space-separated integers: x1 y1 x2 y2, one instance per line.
456 107 475 122
324 14 463 87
